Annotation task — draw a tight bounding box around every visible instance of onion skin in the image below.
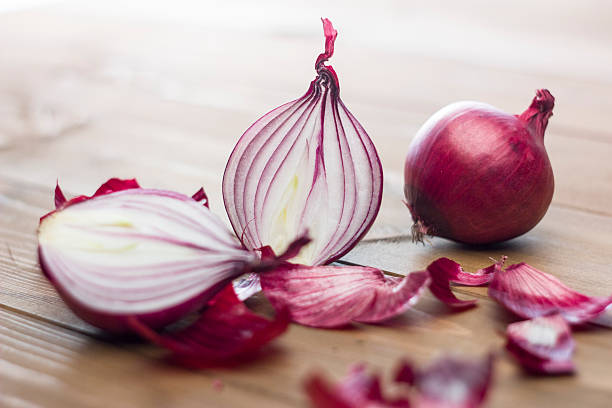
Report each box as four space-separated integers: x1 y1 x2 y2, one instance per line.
404 90 555 244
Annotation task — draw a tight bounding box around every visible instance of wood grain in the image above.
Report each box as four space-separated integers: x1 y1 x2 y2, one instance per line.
1 1 611 407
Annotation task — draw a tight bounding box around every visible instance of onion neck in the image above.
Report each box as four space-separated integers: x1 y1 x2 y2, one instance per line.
518 89 555 140
315 18 340 94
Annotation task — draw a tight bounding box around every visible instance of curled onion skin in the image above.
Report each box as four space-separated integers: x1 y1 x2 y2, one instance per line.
126 284 290 368
260 264 430 328
404 90 555 244
223 18 383 265
37 179 302 334
488 261 612 324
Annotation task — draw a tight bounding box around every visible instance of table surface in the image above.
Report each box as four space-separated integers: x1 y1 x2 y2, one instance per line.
1 1 611 407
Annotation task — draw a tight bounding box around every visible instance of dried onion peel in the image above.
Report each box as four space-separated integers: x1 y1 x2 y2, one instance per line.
260 264 430 328
488 262 612 325
505 314 575 375
426 257 503 309
126 284 290 368
305 364 410 408
223 18 382 266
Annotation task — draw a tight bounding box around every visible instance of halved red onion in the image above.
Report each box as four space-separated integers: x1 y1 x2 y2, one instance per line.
37 179 303 333
260 264 430 328
223 18 383 266
305 364 410 408
505 314 575 375
426 257 503 309
488 262 612 324
411 353 495 408
126 284 289 368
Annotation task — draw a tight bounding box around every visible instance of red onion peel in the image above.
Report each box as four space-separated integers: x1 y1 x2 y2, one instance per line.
305 364 410 408
305 354 494 408
426 257 505 309
488 262 612 325
505 314 575 375
404 90 555 245
260 264 430 328
126 284 290 368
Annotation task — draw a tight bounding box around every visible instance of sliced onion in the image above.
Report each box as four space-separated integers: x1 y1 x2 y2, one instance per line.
426 257 504 309
37 179 304 333
505 314 575 375
223 18 383 265
126 284 289 368
305 364 410 408
260 264 430 328
488 262 612 324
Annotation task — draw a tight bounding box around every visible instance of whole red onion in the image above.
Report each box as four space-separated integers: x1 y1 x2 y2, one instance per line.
404 90 555 244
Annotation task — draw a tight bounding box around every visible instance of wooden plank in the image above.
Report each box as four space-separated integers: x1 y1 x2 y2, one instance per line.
0 307 294 408
2 290 612 408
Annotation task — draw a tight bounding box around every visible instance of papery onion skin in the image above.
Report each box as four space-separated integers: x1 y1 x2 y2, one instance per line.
126 285 290 368
404 90 555 244
305 364 410 408
505 314 575 375
223 18 383 265
37 180 278 333
260 264 430 328
488 261 612 324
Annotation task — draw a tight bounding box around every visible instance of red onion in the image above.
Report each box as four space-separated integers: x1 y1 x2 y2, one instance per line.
404 90 555 244
37 179 305 334
223 18 383 265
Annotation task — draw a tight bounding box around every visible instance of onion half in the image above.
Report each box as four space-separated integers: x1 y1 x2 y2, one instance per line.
223 18 383 265
37 179 304 334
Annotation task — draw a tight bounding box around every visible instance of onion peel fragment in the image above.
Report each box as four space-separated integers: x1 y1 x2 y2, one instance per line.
260 264 430 328
305 364 410 408
488 262 612 324
426 257 504 309
126 285 290 368
411 353 495 408
505 314 575 375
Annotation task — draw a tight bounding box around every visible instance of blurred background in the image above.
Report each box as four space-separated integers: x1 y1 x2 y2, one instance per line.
0 0 611 232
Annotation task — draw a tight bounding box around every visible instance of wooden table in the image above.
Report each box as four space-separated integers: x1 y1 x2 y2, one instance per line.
1 1 611 406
